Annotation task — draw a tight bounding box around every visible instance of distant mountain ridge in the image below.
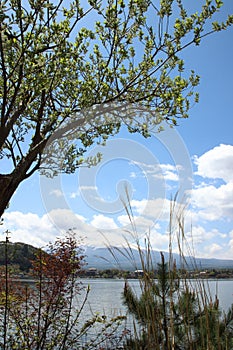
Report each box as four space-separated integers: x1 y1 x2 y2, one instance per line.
84 246 233 271
0 241 232 272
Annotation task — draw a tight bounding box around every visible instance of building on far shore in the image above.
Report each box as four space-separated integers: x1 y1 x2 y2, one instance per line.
85 267 98 277
134 269 144 277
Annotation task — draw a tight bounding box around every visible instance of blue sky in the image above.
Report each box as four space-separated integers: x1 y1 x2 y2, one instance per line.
2 1 233 260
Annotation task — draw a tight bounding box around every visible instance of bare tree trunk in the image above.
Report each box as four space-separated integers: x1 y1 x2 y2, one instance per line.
0 142 45 217
0 174 21 217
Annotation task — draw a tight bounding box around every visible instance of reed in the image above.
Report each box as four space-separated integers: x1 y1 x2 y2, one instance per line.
107 194 233 350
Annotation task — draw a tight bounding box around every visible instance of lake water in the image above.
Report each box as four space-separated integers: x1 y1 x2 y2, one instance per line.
7 278 233 348
78 278 233 319
74 278 233 347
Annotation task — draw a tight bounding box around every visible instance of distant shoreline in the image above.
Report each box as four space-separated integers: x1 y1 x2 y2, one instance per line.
10 275 233 284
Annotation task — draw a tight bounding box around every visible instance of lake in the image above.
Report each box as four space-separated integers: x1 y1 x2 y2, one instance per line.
78 278 233 319
73 278 233 348
6 277 233 349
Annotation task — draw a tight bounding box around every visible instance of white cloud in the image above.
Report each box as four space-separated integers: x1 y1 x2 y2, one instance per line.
117 214 156 233
187 225 215 244
161 164 176 172
130 161 157 175
180 224 233 259
131 198 185 222
117 214 131 227
144 231 169 251
2 205 232 259
191 144 233 223
228 232 233 257
206 243 222 255
49 189 63 197
161 171 179 182
191 182 233 220
49 209 87 229
130 161 180 182
70 191 80 199
230 230 233 239
2 211 57 247
131 199 148 215
130 172 137 178
2 144 233 259
79 186 98 191
2 210 88 247
2 210 124 248
160 164 180 180
90 214 118 230
194 144 233 182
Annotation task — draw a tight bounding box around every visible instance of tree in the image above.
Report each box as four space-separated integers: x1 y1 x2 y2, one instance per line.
0 232 128 349
0 0 232 217
122 253 179 349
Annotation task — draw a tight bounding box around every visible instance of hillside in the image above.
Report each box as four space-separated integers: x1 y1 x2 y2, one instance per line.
0 241 39 272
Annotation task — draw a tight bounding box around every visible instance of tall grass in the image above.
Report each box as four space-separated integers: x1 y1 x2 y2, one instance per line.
108 195 233 350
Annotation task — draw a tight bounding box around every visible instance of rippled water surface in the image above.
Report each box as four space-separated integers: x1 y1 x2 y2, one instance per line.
78 278 233 318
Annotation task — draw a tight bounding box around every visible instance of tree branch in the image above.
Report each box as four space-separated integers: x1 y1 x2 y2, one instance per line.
0 26 8 125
